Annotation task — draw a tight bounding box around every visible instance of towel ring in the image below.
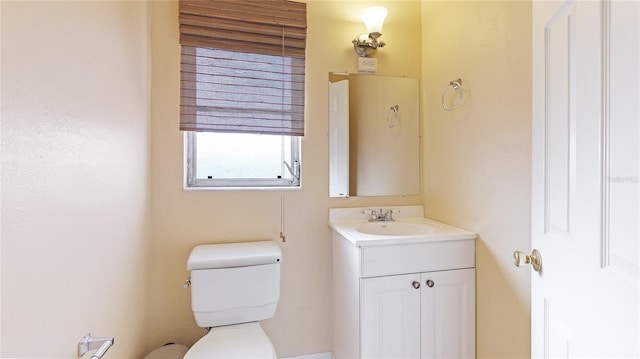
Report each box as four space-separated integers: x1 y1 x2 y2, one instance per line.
387 105 399 128
441 79 463 112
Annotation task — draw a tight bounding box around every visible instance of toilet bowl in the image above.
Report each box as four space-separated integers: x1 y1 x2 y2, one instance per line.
184 322 276 359
183 241 282 358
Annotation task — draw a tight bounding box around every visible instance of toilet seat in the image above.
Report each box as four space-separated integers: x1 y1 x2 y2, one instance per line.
184 322 277 359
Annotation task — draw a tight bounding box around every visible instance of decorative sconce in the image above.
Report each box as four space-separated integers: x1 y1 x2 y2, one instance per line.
352 6 388 57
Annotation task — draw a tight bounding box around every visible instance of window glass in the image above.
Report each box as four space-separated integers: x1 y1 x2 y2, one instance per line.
186 132 300 188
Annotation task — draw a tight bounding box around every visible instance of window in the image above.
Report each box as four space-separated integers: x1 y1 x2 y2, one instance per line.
186 132 300 188
178 0 307 189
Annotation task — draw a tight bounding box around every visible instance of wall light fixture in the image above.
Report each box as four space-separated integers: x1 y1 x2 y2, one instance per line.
352 6 388 57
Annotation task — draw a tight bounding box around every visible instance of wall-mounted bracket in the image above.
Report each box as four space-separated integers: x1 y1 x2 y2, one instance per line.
78 333 114 359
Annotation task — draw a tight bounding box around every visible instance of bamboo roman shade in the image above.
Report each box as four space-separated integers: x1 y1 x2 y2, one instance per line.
179 0 307 136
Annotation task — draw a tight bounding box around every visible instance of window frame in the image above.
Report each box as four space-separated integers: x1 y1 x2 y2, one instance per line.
184 131 302 190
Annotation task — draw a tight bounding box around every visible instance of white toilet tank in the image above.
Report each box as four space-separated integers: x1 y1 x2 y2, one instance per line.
187 241 282 328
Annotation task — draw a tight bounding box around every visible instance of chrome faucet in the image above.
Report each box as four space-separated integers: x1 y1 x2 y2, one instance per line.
368 208 395 222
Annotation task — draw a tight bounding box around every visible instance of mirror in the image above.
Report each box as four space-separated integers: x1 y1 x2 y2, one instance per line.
329 73 420 197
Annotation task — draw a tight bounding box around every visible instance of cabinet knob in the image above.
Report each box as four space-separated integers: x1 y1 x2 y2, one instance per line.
412 281 421 289
425 279 435 288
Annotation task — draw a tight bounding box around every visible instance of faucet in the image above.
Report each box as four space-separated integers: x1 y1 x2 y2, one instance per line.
368 208 394 222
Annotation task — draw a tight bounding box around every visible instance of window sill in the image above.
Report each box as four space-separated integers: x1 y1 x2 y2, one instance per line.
183 185 302 192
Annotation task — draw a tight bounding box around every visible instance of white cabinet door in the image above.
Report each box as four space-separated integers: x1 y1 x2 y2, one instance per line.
361 273 421 359
421 268 475 359
328 79 349 197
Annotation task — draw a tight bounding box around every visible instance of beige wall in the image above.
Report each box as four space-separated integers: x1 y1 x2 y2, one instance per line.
148 1 422 357
1 1 150 358
421 1 532 358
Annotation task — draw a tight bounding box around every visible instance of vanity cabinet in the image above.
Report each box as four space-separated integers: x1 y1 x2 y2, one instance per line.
361 269 475 359
332 228 476 359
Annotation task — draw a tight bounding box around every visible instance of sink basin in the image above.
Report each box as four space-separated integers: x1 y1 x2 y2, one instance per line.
329 206 477 246
356 221 437 236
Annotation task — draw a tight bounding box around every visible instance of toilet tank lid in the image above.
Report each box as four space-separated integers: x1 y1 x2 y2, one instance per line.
187 241 282 270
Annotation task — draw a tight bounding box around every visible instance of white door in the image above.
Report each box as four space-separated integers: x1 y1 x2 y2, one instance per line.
361 274 421 359
530 0 639 357
421 268 475 359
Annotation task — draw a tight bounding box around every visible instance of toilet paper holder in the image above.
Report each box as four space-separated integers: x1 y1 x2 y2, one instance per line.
78 333 114 359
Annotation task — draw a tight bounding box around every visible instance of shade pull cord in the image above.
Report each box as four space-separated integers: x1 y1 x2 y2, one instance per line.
279 27 286 244
279 193 286 243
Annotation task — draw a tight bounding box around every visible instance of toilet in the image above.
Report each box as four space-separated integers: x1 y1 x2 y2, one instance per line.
184 241 282 359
